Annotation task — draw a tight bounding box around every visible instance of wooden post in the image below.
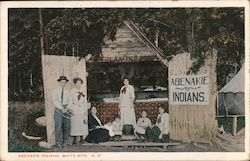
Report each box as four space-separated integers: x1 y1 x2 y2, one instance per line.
168 50 217 143
232 116 237 136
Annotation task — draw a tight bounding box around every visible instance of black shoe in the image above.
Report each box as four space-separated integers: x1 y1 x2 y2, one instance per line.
54 144 62 148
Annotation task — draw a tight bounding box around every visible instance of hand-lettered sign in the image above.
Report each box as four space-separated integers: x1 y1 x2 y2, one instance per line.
169 74 209 105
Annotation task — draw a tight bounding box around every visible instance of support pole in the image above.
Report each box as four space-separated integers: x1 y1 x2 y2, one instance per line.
232 116 237 136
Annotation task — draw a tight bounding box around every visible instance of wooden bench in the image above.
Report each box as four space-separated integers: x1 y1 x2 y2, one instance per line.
82 141 180 150
100 141 179 149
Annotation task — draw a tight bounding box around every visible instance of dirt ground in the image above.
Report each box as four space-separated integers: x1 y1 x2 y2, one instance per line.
45 129 245 152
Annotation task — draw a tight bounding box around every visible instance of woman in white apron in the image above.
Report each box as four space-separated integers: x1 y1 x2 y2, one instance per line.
69 77 88 144
118 78 136 130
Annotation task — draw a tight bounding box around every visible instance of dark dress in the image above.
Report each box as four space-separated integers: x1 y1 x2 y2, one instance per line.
85 114 110 143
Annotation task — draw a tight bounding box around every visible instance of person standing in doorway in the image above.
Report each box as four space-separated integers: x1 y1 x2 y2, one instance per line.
53 76 71 148
118 78 136 134
69 77 89 145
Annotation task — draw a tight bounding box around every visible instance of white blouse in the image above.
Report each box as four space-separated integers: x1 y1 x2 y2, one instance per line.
119 84 135 108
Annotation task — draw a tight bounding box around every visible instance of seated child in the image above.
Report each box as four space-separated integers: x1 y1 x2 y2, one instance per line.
134 110 152 142
146 107 169 142
104 119 115 138
112 115 123 141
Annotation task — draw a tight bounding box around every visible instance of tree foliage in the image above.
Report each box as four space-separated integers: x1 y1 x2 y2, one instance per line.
8 8 245 101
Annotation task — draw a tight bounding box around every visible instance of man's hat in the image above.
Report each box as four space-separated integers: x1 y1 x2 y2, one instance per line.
57 76 69 82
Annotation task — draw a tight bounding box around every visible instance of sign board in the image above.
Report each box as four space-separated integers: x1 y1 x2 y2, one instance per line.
169 74 209 105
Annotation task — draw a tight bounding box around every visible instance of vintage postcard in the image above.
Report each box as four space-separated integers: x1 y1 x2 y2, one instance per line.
0 0 249 161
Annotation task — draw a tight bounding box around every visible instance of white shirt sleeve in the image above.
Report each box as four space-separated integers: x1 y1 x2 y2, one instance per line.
118 87 123 107
130 85 135 101
52 89 63 110
67 90 73 110
161 113 169 134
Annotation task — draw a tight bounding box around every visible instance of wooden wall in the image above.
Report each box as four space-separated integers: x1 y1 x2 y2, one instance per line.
42 55 87 145
101 25 157 62
168 50 217 143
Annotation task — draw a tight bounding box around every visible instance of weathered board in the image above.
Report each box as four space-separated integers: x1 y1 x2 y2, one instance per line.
42 55 87 145
101 25 158 62
168 50 217 143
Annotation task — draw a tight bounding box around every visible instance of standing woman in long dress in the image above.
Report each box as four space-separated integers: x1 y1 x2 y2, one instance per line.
69 77 88 144
118 78 136 131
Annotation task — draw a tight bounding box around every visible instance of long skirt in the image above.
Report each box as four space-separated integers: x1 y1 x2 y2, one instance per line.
120 107 136 126
70 106 88 136
146 126 170 142
85 128 110 143
146 126 161 142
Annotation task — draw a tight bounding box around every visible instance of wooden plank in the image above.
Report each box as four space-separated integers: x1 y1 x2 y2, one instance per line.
106 37 141 43
91 56 159 63
103 42 146 48
98 141 180 147
102 46 152 53
102 51 154 58
216 115 245 118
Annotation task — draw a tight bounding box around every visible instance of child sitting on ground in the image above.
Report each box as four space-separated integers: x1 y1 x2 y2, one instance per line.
104 119 115 139
112 115 123 142
134 110 152 142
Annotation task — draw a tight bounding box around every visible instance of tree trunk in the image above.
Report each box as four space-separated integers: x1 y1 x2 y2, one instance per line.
30 72 33 88
39 9 45 56
155 26 159 47
13 66 16 93
186 14 194 57
18 67 22 92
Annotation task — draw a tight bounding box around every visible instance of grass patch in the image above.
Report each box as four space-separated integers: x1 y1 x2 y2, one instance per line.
216 116 245 133
8 101 46 152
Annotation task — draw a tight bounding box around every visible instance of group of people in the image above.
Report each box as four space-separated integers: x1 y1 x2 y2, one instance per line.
53 75 169 148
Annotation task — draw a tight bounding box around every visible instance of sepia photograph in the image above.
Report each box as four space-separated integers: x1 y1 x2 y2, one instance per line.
0 1 249 161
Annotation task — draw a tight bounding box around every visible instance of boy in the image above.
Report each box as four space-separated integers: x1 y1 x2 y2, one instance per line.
134 110 151 142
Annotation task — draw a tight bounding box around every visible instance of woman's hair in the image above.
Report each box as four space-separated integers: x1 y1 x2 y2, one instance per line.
123 77 129 81
73 77 83 84
121 87 127 94
114 114 120 120
159 106 166 112
89 106 97 114
141 109 148 114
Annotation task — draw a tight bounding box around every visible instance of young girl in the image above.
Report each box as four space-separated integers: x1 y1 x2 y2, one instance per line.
146 107 169 142
104 119 115 138
134 110 152 142
112 115 123 141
